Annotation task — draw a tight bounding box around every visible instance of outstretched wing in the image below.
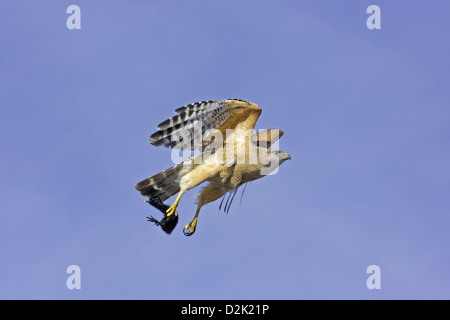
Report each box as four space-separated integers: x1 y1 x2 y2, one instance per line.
149 99 262 150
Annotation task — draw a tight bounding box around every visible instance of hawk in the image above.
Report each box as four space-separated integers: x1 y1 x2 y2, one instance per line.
136 99 291 236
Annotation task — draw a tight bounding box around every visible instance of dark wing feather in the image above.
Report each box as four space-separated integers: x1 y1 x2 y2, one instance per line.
149 99 261 150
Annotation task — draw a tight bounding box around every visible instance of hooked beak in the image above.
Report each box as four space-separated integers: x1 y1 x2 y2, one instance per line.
282 153 291 161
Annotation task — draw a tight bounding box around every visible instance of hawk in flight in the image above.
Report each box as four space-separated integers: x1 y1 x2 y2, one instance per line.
136 99 291 236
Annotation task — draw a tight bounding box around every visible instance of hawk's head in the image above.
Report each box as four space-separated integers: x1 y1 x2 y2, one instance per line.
257 148 291 176
278 150 291 163
269 149 291 164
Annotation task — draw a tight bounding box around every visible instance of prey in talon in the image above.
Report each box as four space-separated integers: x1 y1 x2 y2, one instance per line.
145 196 178 234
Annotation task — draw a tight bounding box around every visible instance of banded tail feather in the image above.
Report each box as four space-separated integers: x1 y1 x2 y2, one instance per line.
135 164 183 201
135 156 199 201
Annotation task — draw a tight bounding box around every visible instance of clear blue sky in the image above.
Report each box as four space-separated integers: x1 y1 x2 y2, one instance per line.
1 1 449 299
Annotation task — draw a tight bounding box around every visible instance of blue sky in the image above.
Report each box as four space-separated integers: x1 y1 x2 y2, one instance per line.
0 1 449 299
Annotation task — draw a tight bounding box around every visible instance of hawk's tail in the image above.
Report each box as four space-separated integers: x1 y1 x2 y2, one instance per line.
135 163 184 201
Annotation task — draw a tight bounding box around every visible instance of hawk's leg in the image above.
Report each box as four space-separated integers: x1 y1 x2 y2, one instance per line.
166 189 185 217
183 206 201 236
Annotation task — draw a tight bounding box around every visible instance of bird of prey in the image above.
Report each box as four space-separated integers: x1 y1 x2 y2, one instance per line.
135 99 291 236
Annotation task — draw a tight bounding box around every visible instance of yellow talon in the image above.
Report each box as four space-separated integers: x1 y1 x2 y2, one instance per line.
166 190 184 217
166 205 178 217
183 218 198 236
